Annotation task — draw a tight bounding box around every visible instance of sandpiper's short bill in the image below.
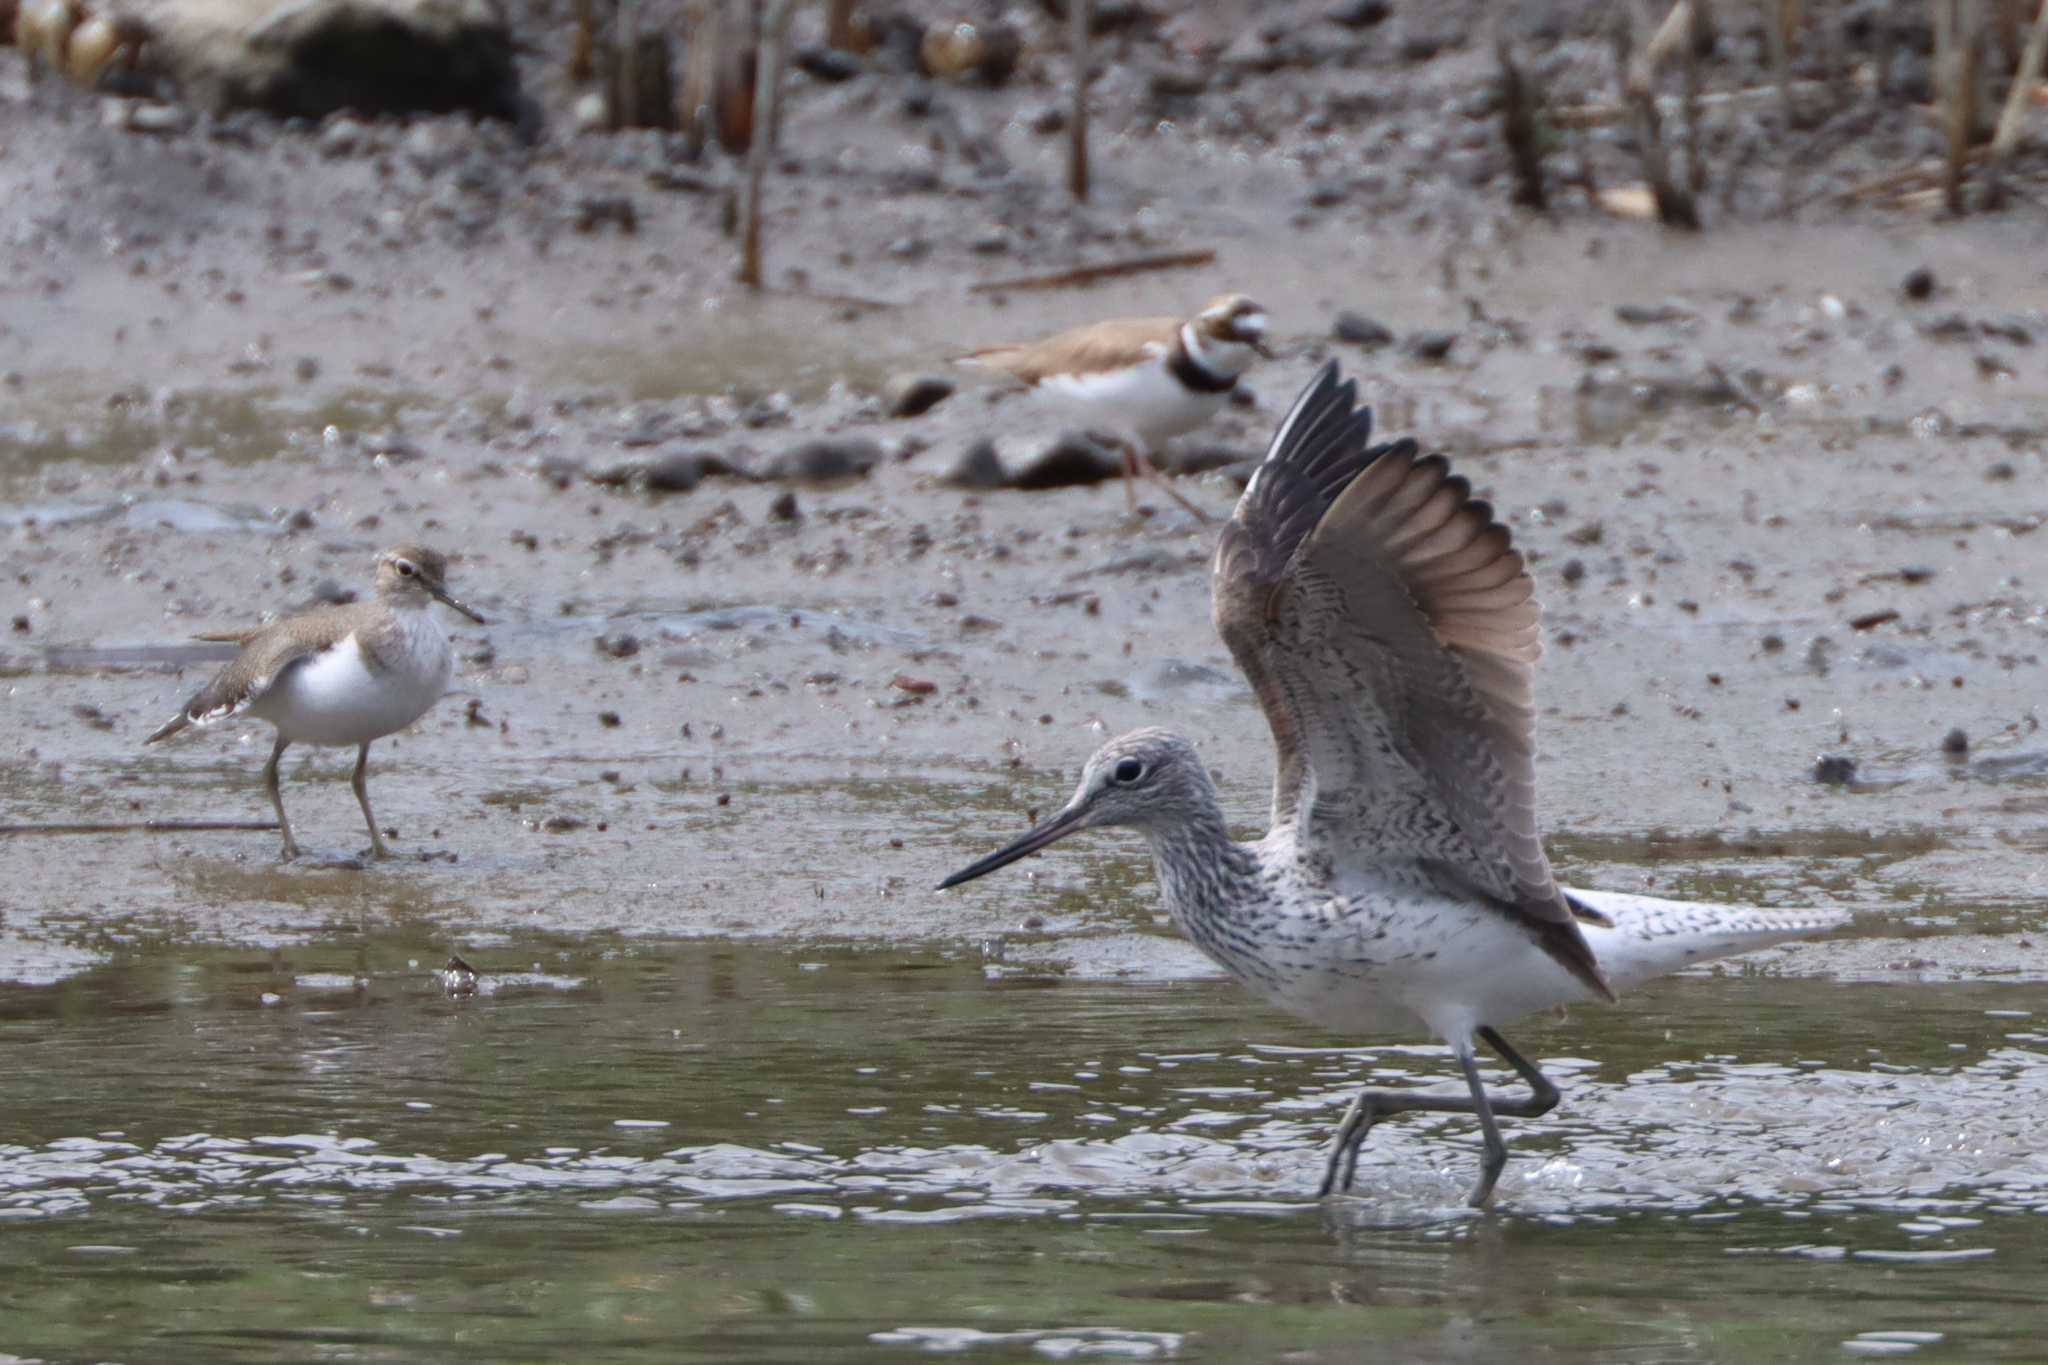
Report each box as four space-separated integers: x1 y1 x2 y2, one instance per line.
958 293 1271 519
145 544 485 862
941 363 1848 1207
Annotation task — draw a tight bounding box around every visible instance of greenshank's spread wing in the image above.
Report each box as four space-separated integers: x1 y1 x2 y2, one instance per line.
1212 362 1609 999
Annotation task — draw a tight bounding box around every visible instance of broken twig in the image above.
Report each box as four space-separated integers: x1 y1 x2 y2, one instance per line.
967 249 1217 294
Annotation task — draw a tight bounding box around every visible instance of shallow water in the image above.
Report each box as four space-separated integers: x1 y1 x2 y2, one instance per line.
3 939 2043 1362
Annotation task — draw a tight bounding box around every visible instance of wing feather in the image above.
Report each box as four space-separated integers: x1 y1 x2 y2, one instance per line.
1211 362 1610 1000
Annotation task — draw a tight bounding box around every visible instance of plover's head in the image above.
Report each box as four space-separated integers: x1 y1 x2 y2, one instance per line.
373 544 486 623
937 728 1215 888
1188 294 1272 371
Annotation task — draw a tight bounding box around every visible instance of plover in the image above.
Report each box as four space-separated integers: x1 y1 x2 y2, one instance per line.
941 362 1848 1207
959 292 1271 518
145 545 486 862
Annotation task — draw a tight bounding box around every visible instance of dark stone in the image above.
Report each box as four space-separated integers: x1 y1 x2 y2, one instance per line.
767 490 801 521
1327 0 1392 29
1011 433 1122 490
794 46 864 83
884 373 956 418
1902 266 1936 301
767 437 883 484
1406 330 1458 362
1333 311 1394 348
595 632 641 659
1146 64 1209 100
167 0 525 122
1812 755 1858 786
1941 727 1970 757
644 451 745 493
942 438 1009 490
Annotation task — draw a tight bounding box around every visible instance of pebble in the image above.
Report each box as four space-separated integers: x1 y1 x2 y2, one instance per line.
1011 434 1122 490
1327 0 1392 28
942 438 1009 490
1812 755 1858 786
884 373 956 418
1333 311 1394 348
595 633 641 659
645 451 744 494
1902 266 1936 301
1406 331 1457 362
768 490 801 522
767 437 883 484
795 46 864 83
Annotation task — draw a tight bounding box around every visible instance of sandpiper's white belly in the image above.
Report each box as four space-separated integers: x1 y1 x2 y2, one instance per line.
1037 356 1228 451
248 617 452 747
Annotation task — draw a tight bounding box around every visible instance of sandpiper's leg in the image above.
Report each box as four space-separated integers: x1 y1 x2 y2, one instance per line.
1124 440 1212 523
351 742 393 859
263 736 300 861
1317 1028 1561 1204
1118 443 1142 514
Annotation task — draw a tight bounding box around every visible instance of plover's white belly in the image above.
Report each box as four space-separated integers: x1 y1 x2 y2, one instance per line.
249 626 452 747
1038 358 1228 451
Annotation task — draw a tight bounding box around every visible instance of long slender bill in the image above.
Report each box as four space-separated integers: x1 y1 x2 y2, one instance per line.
430 583 488 624
937 803 1089 890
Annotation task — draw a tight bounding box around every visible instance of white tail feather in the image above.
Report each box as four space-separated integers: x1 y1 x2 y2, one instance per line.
1569 887 1849 994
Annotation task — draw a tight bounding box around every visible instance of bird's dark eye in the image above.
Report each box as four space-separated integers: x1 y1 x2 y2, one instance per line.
397 561 416 577
1112 758 1145 785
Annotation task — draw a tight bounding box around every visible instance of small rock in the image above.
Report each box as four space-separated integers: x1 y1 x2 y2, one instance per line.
1023 103 1066 135
122 102 192 134
1559 558 1586 585
794 46 864 82
741 392 794 428
1333 311 1394 348
1146 64 1209 100
1406 331 1457 362
644 451 744 494
767 489 801 521
595 632 641 659
1305 180 1351 208
886 236 930 260
1812 755 1857 786
1327 0 1392 28
767 436 883 484
1399 29 1452 63
1902 266 1936 301
942 438 1009 490
968 227 1011 255
1941 727 1969 757
885 373 955 418
1011 434 1123 490
891 674 937 695
598 711 622 729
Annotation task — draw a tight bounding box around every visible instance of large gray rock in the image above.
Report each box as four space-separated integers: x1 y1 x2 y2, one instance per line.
130 0 522 120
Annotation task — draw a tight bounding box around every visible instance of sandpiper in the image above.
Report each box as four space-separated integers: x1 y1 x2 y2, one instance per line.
958 293 1271 519
144 544 486 862
941 363 1848 1207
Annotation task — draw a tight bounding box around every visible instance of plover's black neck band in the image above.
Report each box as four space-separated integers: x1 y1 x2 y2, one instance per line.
1169 342 1238 395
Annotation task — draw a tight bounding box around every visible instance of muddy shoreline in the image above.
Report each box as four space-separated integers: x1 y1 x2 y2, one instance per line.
4 3 2047 989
